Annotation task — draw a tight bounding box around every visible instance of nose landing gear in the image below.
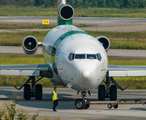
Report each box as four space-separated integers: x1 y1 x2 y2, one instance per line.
75 91 90 109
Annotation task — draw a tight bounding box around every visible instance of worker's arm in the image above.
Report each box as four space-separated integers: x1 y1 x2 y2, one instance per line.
52 96 54 102
52 92 54 102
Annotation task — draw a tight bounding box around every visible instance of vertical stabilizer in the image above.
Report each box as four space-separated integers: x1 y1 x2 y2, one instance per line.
58 0 74 25
60 0 66 7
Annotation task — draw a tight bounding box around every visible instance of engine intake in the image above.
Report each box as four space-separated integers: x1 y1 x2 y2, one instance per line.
59 5 74 20
22 36 38 55
96 36 110 51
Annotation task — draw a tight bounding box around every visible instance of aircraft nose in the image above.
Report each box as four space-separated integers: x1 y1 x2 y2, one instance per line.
82 68 92 79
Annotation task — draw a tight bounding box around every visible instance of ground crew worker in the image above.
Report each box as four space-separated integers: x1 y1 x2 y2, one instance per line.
52 87 58 111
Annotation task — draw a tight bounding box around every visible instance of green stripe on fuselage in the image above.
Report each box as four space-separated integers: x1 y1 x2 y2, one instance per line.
53 30 88 50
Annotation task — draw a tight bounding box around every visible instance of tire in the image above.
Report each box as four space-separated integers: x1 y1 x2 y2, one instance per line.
35 84 42 100
110 85 117 101
84 104 90 109
75 99 85 109
84 99 90 109
113 104 118 109
98 85 105 101
24 84 31 100
107 103 112 109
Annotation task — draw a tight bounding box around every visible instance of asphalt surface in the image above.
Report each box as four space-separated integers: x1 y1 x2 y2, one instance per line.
0 16 146 25
0 87 146 120
0 16 146 32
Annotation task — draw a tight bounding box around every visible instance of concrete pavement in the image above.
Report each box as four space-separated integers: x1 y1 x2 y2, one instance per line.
0 87 146 120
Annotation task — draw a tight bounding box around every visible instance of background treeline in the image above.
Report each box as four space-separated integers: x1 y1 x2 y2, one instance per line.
0 0 146 8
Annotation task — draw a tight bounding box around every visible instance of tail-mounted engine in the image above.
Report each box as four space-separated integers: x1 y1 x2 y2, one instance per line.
58 0 74 25
59 5 74 20
22 36 38 55
96 36 110 51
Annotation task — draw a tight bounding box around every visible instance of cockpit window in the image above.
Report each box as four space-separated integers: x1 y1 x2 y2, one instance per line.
75 54 85 59
87 54 96 59
68 53 75 61
68 53 102 61
97 53 102 61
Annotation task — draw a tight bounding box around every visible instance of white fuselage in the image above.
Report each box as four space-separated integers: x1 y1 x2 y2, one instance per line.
42 25 108 91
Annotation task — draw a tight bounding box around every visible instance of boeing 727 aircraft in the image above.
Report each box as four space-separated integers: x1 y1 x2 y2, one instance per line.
1 0 146 109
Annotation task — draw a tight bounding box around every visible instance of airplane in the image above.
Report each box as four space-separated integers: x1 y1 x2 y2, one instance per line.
1 0 146 109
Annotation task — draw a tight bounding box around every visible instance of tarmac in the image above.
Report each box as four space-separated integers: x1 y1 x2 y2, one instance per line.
0 87 146 120
0 16 146 32
0 16 146 119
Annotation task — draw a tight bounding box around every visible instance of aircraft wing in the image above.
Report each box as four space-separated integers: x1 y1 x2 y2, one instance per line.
0 64 53 77
108 65 146 77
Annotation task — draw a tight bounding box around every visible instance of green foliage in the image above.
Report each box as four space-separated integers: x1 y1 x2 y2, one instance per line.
0 30 146 49
0 0 146 8
1 7 146 18
0 101 16 120
34 0 44 6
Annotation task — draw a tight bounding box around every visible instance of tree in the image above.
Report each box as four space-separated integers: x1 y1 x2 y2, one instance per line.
139 0 146 8
34 0 44 6
82 0 87 8
117 0 124 8
133 0 139 8
51 0 57 7
127 0 133 8
44 0 51 7
98 0 106 7
112 0 117 8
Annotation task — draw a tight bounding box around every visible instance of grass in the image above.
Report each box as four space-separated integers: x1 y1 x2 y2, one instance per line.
0 23 56 29
0 31 48 46
0 23 89 29
0 55 64 88
87 31 146 49
0 6 146 18
0 56 146 89
0 31 146 50
75 8 146 18
108 60 146 89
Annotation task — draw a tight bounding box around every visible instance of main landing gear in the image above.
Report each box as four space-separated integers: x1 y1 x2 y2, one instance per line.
14 76 43 100
98 77 127 101
75 91 90 109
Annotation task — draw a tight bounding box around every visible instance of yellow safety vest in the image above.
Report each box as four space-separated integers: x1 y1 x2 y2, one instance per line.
52 91 58 100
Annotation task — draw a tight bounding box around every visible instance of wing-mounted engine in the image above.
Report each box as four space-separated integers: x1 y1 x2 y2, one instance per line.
96 36 110 51
58 0 74 25
22 36 38 55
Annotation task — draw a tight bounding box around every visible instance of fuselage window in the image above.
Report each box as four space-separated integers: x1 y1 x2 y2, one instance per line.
68 53 75 61
87 54 96 59
97 53 102 61
75 54 85 59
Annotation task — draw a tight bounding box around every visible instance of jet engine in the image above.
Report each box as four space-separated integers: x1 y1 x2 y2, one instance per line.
22 36 38 55
59 5 74 20
96 36 110 51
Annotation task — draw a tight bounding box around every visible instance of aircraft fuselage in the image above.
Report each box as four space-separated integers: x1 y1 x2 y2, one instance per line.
42 25 108 91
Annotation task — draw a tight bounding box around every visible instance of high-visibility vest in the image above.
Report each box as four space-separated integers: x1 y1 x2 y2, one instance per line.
52 91 58 100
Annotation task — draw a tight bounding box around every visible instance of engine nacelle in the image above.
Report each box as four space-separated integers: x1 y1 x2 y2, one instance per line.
96 36 110 51
59 5 74 20
22 36 38 55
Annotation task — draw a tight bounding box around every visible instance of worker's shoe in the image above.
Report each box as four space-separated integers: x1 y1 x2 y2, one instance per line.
52 108 57 112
